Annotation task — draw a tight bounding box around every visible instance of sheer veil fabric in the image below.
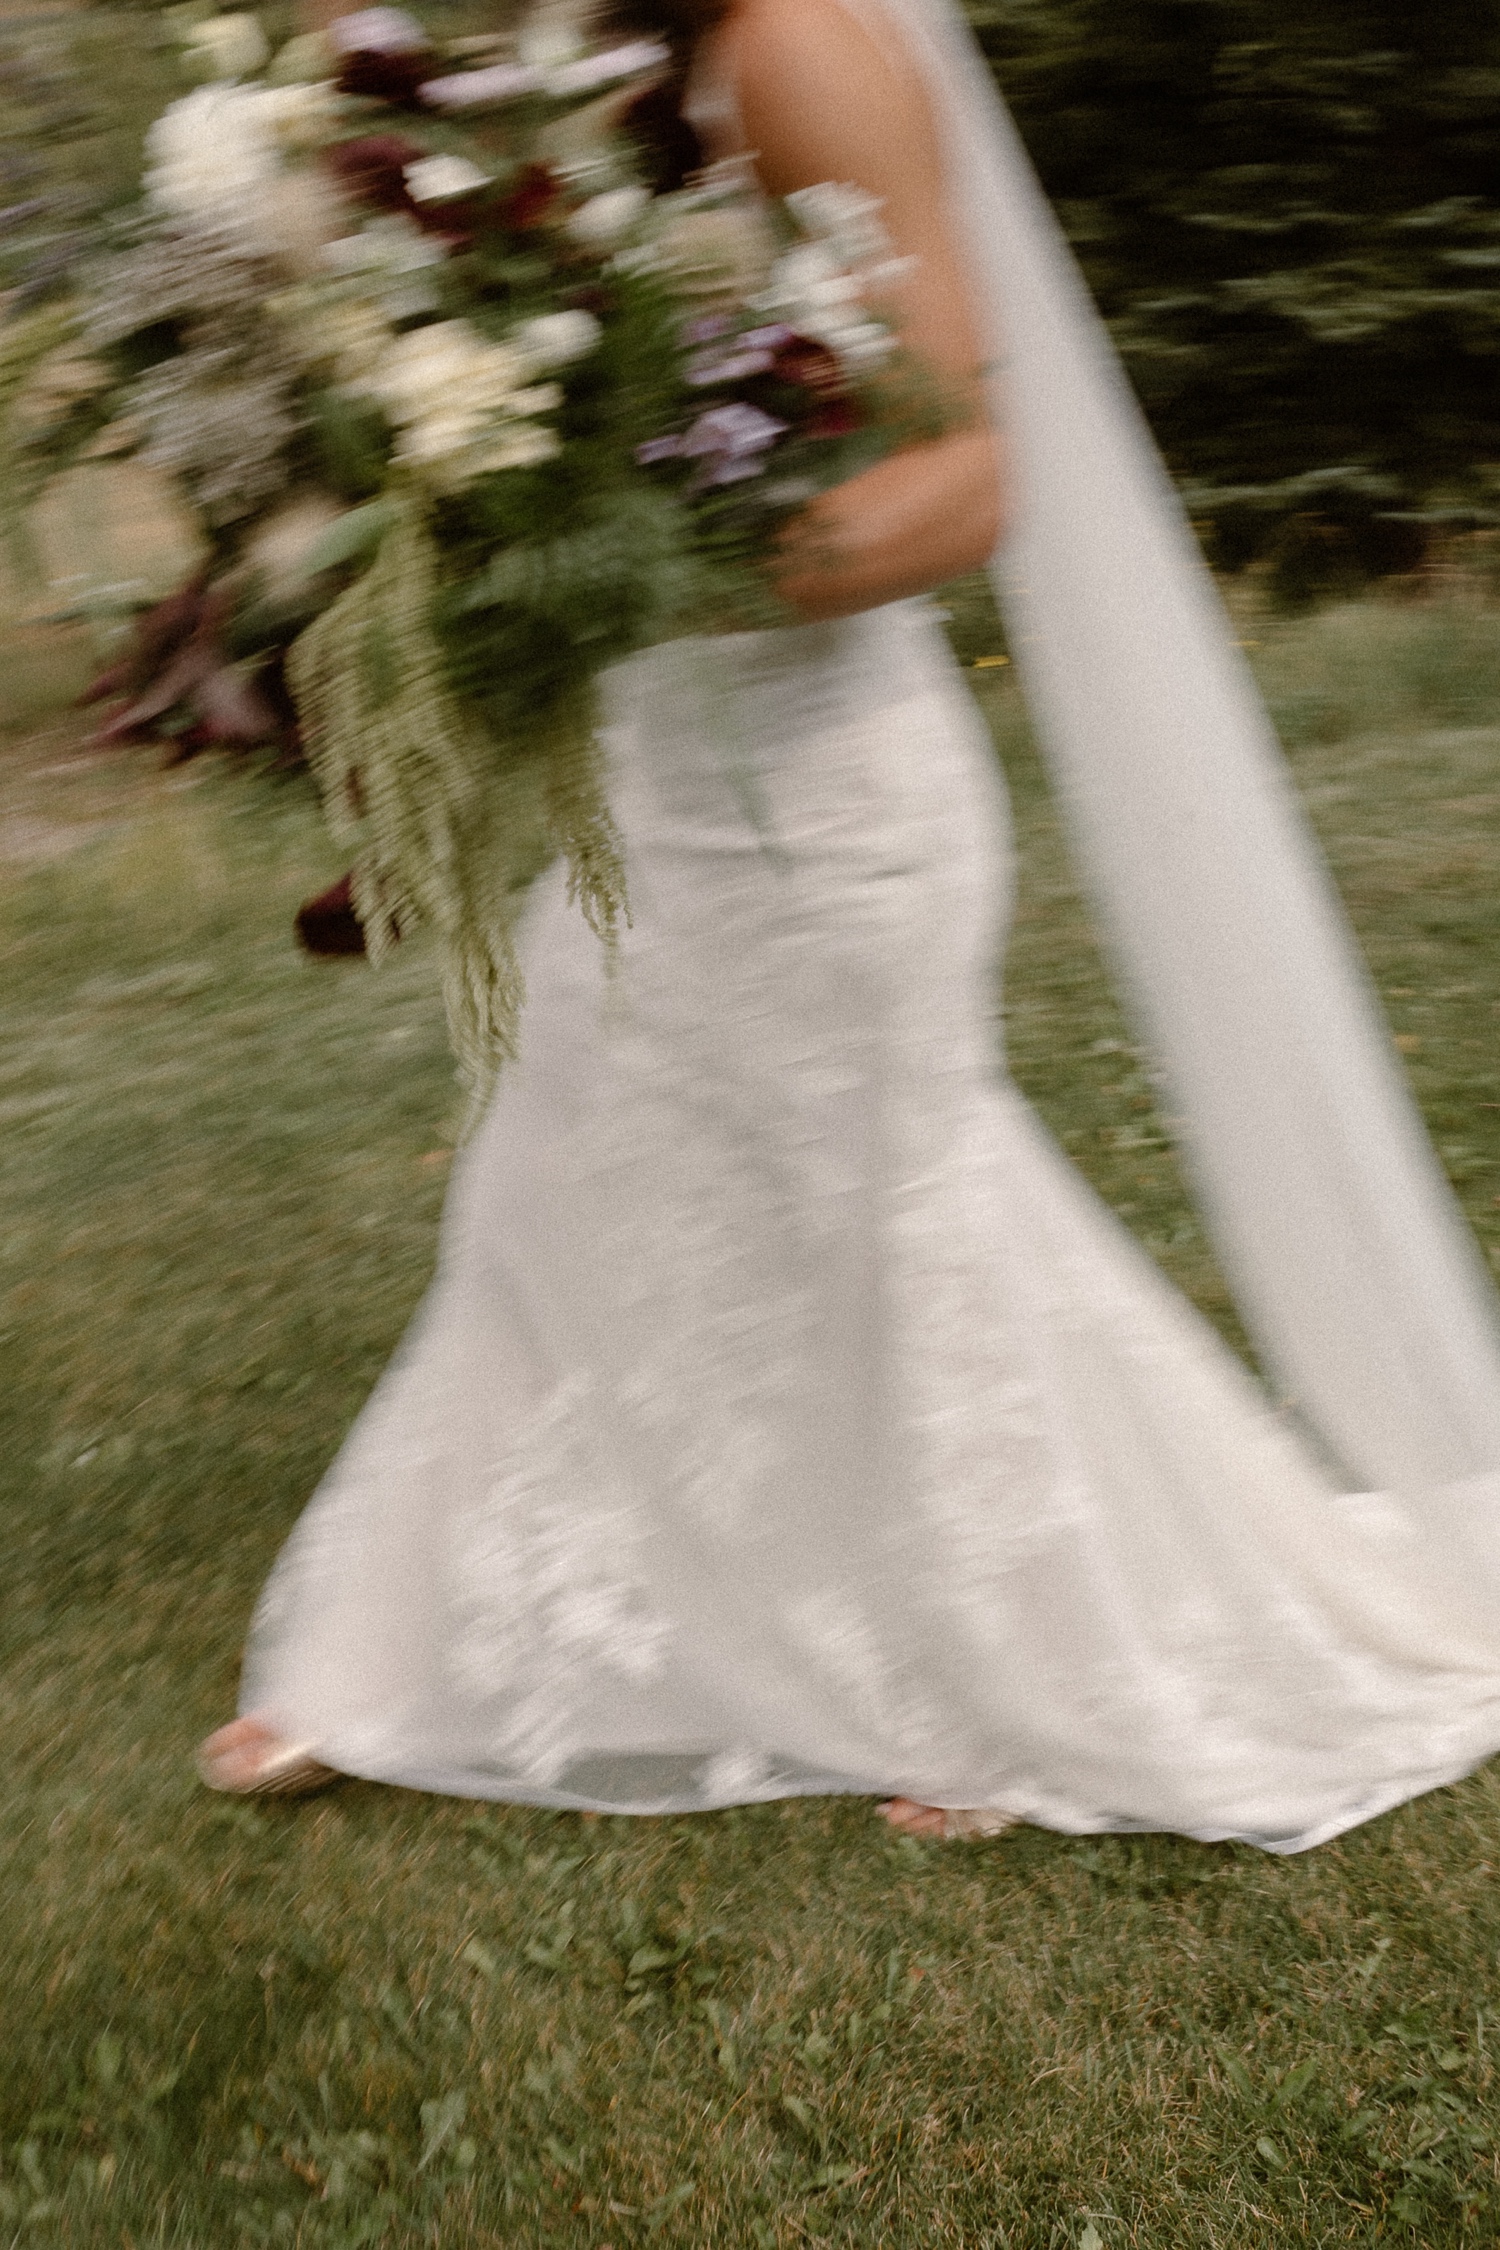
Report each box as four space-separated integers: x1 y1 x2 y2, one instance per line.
241 0 1500 1852
883 0 1500 1489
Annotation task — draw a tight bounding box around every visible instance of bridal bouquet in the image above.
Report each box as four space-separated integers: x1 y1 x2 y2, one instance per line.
1 5 937 1089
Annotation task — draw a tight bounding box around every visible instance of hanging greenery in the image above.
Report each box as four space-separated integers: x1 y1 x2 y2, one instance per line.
288 490 625 1104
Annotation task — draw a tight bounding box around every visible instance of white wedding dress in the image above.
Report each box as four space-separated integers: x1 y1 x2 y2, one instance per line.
244 605 1500 1851
243 0 1500 1850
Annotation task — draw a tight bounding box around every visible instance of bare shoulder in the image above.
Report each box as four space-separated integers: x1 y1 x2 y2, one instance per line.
717 0 941 204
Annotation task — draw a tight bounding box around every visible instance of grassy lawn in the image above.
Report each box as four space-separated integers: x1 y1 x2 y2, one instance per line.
4 591 1500 2248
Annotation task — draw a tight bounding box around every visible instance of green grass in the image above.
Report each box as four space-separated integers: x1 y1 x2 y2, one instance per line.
5 591 1500 2247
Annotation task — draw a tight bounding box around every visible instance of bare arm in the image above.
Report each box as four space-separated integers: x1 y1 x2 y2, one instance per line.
716 0 1005 620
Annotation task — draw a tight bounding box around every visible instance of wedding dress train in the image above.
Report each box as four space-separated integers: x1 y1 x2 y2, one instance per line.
244 604 1500 1852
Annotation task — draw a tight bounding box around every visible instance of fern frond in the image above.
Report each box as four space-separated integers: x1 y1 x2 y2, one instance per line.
287 490 628 1113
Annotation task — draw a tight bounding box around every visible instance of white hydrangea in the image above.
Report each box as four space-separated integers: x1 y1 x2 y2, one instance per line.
751 181 908 370
144 81 340 234
350 319 563 486
145 84 281 221
632 160 776 300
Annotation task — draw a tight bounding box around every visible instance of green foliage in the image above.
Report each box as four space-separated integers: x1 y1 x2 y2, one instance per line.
301 391 395 504
966 0 1500 594
427 268 731 739
289 492 624 1102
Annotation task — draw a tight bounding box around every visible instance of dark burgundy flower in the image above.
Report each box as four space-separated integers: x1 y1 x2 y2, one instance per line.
88 581 287 760
295 873 370 957
322 132 427 216
619 76 703 195
805 397 862 439
160 719 214 766
336 45 434 106
78 565 211 707
497 162 562 231
771 337 851 398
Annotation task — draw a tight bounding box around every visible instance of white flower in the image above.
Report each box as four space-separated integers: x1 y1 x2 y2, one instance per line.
403 154 492 203
769 241 865 311
350 318 563 486
270 288 394 380
145 84 280 220
643 179 776 301
144 81 341 234
360 320 528 413
180 12 270 82
323 215 445 278
253 167 349 278
506 383 563 416
785 182 892 270
512 309 602 370
544 38 668 95
327 7 428 55
565 186 651 249
755 241 897 372
421 61 535 112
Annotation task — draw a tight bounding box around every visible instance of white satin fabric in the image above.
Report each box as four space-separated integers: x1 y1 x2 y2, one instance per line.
246 608 1500 1850
243 0 1500 1848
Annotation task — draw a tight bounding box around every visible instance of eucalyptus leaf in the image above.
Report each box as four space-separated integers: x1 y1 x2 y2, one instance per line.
295 499 402 583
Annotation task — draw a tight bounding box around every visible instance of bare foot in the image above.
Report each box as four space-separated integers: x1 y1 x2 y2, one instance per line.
196 1716 338 1796
878 1798 1019 1841
878 1797 956 1839
198 1716 284 1786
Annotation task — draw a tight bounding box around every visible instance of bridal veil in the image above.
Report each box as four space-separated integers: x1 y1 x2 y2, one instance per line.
872 0 1500 1494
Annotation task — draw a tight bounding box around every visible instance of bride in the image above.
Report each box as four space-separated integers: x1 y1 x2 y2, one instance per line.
202 0 1500 1852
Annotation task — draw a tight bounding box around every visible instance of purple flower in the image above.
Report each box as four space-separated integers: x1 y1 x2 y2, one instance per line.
683 402 789 486
636 434 685 466
686 345 777 387
683 323 802 389
637 401 790 488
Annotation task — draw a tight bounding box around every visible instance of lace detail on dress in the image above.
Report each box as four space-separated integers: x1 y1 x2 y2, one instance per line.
242 606 1500 1848
449 1372 672 1781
